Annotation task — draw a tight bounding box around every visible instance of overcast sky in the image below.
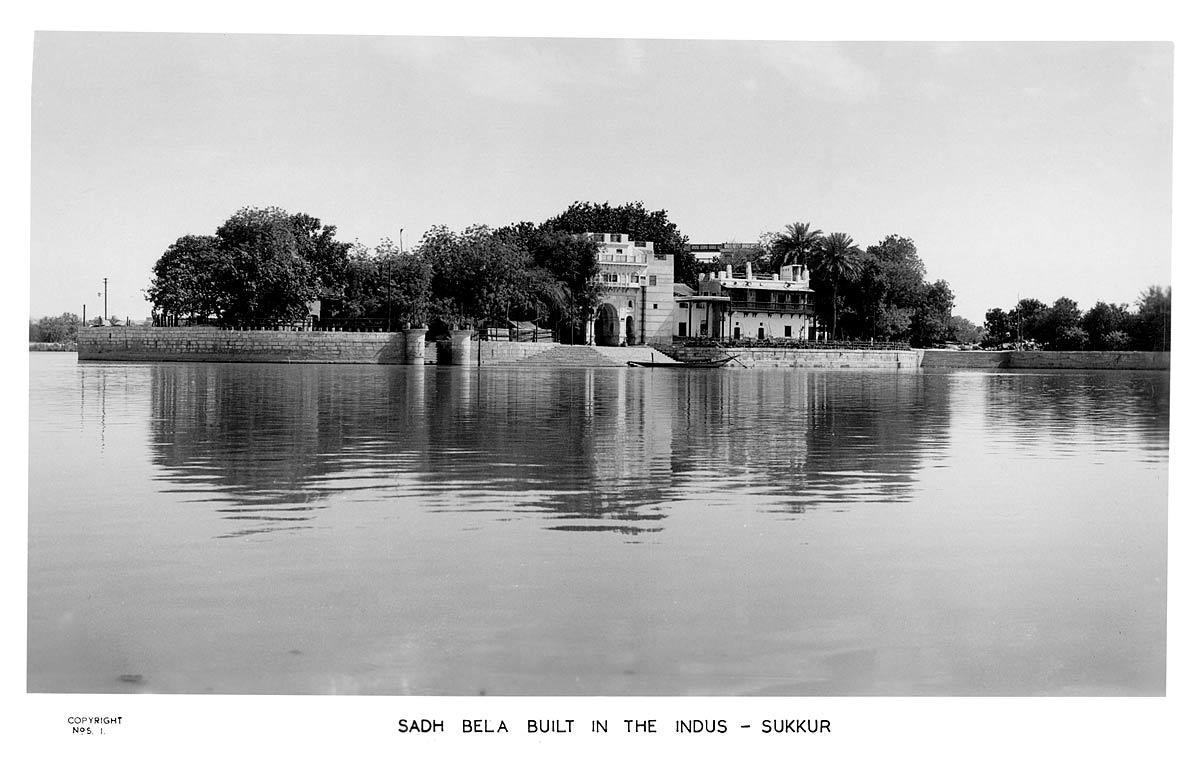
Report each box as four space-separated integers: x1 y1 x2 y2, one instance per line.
30 35 1172 324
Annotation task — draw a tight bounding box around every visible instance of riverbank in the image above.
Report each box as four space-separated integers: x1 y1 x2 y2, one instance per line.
29 342 77 352
76 327 1169 370
921 349 1169 370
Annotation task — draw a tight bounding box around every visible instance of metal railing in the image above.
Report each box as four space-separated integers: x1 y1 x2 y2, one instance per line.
675 337 911 351
729 301 814 314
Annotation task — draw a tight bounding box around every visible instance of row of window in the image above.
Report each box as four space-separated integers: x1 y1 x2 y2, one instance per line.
600 273 658 286
590 233 648 247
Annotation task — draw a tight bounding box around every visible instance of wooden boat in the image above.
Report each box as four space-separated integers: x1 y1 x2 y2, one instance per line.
627 353 739 369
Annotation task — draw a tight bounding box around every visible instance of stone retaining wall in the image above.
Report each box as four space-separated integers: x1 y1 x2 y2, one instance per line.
79 326 411 363
658 344 920 369
77 328 1170 370
921 350 1009 368
78 326 560 365
921 349 1169 370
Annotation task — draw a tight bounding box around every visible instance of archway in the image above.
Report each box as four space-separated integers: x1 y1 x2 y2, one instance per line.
625 315 635 345
593 303 621 346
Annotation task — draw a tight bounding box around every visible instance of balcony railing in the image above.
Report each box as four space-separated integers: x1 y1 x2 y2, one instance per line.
597 252 647 264
730 301 814 315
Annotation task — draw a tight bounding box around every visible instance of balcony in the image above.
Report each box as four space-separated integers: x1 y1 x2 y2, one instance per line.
730 301 814 315
597 252 648 264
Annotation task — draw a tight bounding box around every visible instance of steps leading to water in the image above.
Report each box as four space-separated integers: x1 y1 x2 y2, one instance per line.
491 344 661 367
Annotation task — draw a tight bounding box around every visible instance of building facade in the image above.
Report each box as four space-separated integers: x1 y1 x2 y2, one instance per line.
677 262 819 341
586 233 675 345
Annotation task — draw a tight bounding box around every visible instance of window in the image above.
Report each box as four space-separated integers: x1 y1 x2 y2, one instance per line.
628 301 633 308
649 275 657 286
652 303 658 309
592 233 605 243
634 241 646 248
616 248 623 254
679 322 687 336
610 234 623 243
784 325 792 337
758 327 765 340
603 273 618 283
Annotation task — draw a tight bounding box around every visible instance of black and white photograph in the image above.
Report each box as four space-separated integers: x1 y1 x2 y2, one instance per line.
13 4 1195 762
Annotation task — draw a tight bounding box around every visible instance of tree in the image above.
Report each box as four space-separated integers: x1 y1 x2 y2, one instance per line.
1010 298 1049 347
29 313 81 343
146 207 352 324
947 315 983 345
1081 301 1134 350
420 224 543 330
540 201 699 287
853 235 927 341
1043 297 1083 350
983 307 1012 346
213 207 321 322
1133 285 1170 351
145 234 229 322
766 222 823 274
910 279 955 347
811 232 865 339
340 239 433 327
524 230 602 340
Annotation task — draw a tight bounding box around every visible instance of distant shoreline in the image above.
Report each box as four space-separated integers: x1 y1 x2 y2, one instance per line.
29 342 77 352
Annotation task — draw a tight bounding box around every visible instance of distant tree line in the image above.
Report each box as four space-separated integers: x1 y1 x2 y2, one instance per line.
29 313 81 343
982 287 1170 351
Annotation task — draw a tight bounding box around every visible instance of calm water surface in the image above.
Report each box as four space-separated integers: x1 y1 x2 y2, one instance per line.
27 353 1168 695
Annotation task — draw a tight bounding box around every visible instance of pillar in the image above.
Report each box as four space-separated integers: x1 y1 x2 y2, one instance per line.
402 328 427 365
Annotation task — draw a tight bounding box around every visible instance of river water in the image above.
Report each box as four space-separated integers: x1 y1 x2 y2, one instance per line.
27 353 1169 695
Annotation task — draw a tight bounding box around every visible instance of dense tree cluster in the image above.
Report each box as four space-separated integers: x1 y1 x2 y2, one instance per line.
735 224 969 346
146 202 692 337
29 313 82 343
982 287 1170 351
147 207 351 324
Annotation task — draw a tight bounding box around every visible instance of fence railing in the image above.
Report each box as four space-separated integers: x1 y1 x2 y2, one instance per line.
674 337 911 351
729 301 815 314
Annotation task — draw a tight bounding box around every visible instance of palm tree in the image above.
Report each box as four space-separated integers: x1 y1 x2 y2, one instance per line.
812 232 865 340
768 222 823 274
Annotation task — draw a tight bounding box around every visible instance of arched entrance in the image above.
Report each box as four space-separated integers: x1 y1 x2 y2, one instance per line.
593 303 621 346
625 316 635 345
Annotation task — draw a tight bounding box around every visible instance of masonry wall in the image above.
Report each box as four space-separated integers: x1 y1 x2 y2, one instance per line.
662 344 921 369
78 326 409 363
1008 350 1169 369
921 349 1169 370
920 350 1009 368
77 326 561 365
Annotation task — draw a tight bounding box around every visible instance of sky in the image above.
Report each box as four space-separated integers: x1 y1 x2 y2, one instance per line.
29 35 1173 325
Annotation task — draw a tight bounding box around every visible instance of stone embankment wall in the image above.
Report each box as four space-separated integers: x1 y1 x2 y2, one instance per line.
79 326 419 363
662 344 920 369
921 349 1169 370
78 326 561 365
920 350 1008 368
77 328 1170 370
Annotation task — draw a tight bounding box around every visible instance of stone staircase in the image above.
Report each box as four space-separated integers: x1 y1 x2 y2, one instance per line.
490 344 663 367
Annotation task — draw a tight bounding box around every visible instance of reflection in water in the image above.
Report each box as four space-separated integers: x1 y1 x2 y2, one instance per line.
30 355 1169 695
146 365 961 537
